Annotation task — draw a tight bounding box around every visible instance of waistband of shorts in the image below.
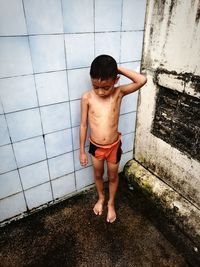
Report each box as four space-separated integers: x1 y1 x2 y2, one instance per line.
89 133 121 149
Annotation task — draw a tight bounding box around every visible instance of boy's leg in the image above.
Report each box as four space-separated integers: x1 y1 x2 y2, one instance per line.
91 155 105 215
106 161 119 223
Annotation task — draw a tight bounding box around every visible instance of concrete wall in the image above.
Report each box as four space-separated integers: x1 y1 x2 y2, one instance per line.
135 0 200 208
0 0 147 224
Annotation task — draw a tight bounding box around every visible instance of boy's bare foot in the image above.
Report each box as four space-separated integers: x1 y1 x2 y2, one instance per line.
107 204 116 223
93 198 104 215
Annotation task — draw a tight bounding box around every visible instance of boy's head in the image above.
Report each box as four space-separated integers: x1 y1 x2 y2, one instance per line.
90 54 118 81
90 55 119 97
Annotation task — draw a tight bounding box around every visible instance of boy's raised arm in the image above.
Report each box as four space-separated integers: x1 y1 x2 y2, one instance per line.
79 94 89 166
118 66 147 96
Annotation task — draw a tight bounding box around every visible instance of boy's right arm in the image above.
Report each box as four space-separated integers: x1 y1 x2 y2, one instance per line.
79 94 89 166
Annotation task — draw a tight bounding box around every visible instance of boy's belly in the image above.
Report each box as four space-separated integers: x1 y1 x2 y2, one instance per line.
90 125 119 145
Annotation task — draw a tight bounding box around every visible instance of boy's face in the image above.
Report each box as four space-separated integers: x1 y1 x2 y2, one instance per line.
91 77 119 97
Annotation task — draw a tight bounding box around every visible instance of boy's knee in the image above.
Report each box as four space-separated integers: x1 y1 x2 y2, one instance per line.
108 174 118 183
94 172 103 180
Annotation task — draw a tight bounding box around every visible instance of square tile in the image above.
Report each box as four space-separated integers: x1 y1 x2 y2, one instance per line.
119 151 133 172
0 192 26 222
65 33 94 69
24 0 63 34
121 31 144 62
0 0 27 36
35 71 69 106
121 133 134 153
0 145 17 174
0 75 38 113
76 166 94 190
62 0 94 33
40 102 71 134
70 100 80 127
52 173 76 199
95 0 122 32
19 161 49 190
68 68 91 100
48 152 74 180
95 32 121 62
72 126 90 150
74 147 92 171
6 108 42 142
0 37 33 78
0 101 4 114
119 112 136 135
122 0 147 31
45 129 72 158
0 170 22 199
29 35 66 73
0 115 10 146
25 182 52 210
13 136 46 168
120 92 138 114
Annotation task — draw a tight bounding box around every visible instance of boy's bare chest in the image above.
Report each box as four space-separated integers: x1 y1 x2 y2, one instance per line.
88 96 121 118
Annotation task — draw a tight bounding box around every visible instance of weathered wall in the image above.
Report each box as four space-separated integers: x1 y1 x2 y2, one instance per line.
135 0 200 208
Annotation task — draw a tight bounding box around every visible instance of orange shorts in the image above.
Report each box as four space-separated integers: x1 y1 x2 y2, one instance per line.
89 134 122 164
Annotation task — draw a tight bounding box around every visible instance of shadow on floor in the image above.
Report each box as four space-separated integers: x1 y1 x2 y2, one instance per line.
0 177 190 267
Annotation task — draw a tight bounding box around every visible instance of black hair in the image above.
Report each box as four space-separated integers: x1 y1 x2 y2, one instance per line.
90 55 118 80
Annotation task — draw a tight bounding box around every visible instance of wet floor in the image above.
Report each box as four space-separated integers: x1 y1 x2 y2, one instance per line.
0 177 190 267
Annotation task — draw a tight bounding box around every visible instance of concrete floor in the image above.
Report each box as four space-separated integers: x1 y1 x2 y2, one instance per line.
0 177 190 267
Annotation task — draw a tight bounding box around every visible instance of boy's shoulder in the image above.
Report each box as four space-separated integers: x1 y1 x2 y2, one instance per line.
82 89 94 98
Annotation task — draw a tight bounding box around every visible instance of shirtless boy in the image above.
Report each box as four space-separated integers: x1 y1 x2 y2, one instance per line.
79 55 147 223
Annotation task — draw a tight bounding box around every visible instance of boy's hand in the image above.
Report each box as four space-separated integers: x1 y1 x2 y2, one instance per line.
80 152 88 167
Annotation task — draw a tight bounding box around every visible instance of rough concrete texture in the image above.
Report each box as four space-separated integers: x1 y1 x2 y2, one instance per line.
0 177 190 267
124 159 200 266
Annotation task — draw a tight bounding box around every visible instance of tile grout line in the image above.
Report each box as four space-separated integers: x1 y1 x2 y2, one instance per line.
21 0 55 204
60 0 77 191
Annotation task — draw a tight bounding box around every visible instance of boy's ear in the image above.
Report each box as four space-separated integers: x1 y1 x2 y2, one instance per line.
115 76 120 84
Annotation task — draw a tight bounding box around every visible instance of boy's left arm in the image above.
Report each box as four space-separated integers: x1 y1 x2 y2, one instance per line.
118 66 147 96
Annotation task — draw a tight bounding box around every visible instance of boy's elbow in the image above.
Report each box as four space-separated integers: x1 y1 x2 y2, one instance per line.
141 75 147 86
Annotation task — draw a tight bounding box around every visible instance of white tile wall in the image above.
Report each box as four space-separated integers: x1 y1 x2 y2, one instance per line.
0 115 10 146
95 0 122 32
121 32 144 62
65 33 94 69
119 112 137 135
25 182 52 210
95 32 121 62
6 108 42 142
45 129 72 158
122 0 147 31
0 0 146 222
0 0 27 36
0 192 26 222
24 0 63 34
0 37 33 78
0 170 22 199
35 71 69 106
40 102 71 134
0 101 4 114
0 145 17 173
19 161 50 190
70 100 80 127
76 166 94 190
62 0 94 33
52 173 76 199
68 68 91 100
48 152 74 179
0 75 38 113
13 136 46 168
29 35 66 73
